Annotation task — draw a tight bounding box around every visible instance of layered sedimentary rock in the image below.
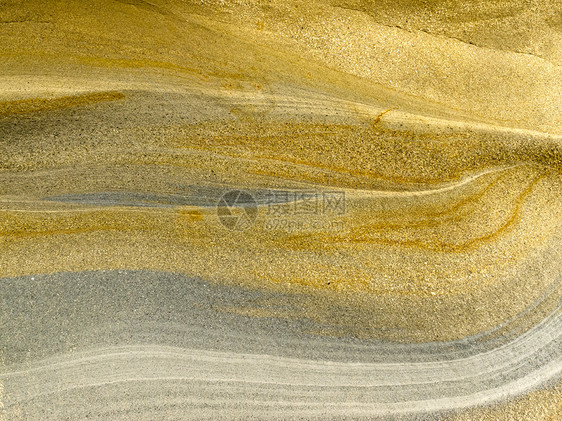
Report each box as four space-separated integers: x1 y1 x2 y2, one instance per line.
1 0 561 419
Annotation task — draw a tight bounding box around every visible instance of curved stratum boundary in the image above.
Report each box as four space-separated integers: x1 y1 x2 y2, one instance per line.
1 0 561 419
0 271 561 420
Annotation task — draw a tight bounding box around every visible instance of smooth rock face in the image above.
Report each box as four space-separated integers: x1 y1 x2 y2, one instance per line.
0 1 561 419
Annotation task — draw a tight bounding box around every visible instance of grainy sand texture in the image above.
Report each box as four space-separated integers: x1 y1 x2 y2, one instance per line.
1 0 561 420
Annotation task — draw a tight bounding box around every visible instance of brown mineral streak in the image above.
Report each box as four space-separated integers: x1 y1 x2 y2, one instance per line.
0 0 561 419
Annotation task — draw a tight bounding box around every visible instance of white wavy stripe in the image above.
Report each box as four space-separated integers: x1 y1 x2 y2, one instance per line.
1 309 560 416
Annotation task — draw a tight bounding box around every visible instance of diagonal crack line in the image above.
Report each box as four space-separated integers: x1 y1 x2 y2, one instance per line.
330 6 560 67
